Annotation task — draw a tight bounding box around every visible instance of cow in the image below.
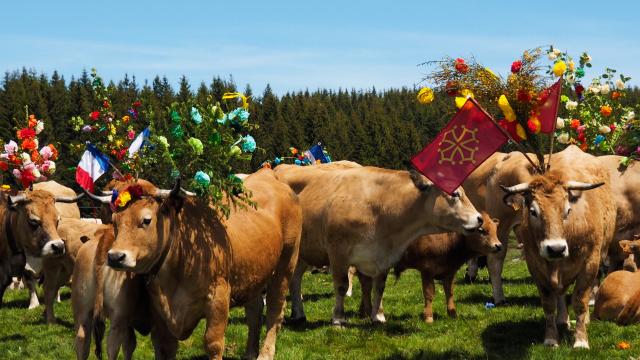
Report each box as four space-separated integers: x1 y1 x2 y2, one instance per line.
274 163 483 325
86 169 302 360
618 238 640 272
593 270 640 324
369 212 501 323
0 185 83 307
72 224 152 360
501 146 616 349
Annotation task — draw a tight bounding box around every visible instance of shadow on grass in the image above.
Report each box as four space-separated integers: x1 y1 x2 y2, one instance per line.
28 317 74 329
482 319 543 359
1 298 31 309
378 349 484 360
0 334 26 342
458 292 539 307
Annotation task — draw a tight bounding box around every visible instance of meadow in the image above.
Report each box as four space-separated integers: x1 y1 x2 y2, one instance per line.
1 243 639 359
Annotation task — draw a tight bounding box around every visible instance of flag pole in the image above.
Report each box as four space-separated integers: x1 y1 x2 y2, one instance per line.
546 77 563 171
469 97 541 173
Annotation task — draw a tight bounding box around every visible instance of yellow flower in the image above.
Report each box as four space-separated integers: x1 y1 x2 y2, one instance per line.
1 185 10 190
516 124 527 140
417 87 434 104
553 61 567 77
118 191 132 207
498 95 516 122
115 139 124 148
455 89 474 109
122 115 130 123
484 68 497 78
568 60 575 72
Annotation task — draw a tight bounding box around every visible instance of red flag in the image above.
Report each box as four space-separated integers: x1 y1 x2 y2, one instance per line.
537 77 562 133
411 98 508 195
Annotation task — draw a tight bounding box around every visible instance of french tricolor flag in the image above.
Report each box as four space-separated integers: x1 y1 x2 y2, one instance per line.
76 144 110 192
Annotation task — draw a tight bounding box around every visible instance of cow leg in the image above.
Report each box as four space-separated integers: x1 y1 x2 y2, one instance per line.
150 312 178 360
488 223 510 304
346 266 356 297
288 260 308 323
572 261 598 349
465 258 479 283
421 271 435 323
106 318 129 360
43 266 61 324
538 286 559 347
443 273 457 318
370 272 388 323
329 260 350 327
357 272 372 318
556 294 570 330
25 275 40 309
0 270 11 307
121 326 137 360
244 296 263 360
204 281 231 360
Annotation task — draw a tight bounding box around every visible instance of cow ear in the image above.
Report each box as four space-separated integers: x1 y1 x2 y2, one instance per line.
503 193 524 211
620 240 632 254
409 169 431 192
80 236 90 244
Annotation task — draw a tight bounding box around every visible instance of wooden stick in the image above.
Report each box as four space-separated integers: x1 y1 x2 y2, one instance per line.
546 77 563 171
469 97 541 173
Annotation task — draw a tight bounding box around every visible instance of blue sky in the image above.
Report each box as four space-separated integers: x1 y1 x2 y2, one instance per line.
1 1 639 95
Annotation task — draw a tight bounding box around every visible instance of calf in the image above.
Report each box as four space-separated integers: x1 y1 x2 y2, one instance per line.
361 213 500 323
594 270 640 324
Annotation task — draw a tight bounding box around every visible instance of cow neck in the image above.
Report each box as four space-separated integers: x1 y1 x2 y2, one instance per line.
3 209 22 255
144 211 179 282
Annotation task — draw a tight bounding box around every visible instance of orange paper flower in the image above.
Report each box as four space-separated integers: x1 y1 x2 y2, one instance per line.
617 341 631 350
600 105 613 117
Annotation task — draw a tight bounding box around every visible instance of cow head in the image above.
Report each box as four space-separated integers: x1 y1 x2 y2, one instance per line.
464 212 502 255
4 189 83 258
620 238 640 256
84 179 193 272
409 170 483 233
500 170 603 260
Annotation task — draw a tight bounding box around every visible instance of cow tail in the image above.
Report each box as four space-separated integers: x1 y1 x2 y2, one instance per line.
617 287 640 325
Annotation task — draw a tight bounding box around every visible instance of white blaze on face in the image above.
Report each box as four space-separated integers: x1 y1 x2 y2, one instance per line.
540 238 569 259
41 239 65 257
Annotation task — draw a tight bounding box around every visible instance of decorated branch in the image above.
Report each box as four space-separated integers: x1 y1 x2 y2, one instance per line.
0 108 58 188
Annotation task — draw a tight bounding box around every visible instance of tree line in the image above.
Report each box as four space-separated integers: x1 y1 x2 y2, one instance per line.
1 68 639 189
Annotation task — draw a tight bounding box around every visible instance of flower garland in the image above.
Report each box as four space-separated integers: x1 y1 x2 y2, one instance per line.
261 146 333 169
0 110 58 188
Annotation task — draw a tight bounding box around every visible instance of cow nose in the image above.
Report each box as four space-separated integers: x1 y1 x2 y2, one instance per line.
546 244 567 258
50 242 65 255
107 251 126 267
476 216 484 227
493 243 502 252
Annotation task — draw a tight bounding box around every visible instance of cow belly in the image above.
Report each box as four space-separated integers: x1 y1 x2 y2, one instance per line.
350 243 402 277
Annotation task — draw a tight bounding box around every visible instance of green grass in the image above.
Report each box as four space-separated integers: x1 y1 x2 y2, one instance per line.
2 245 640 359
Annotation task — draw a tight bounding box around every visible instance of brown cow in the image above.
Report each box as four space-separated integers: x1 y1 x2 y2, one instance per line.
361 212 501 323
593 270 640 324
0 187 82 306
90 169 302 360
502 147 616 349
275 164 483 325
72 225 152 360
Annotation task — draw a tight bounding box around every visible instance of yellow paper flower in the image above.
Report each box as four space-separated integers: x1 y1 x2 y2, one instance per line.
1 185 10 190
455 89 474 109
553 61 567 77
516 124 527 140
498 95 517 122
118 191 132 207
568 60 575 72
417 87 434 104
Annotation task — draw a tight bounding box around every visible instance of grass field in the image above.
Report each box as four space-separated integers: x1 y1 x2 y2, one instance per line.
1 244 640 359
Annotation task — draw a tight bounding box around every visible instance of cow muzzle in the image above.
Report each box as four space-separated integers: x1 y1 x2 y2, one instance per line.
540 239 569 259
107 250 136 269
42 239 65 257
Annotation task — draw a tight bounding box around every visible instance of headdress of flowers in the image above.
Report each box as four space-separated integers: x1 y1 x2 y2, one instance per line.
109 184 144 211
1 107 58 188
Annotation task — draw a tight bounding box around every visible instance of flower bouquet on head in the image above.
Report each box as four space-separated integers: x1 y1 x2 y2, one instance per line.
69 68 145 180
0 108 58 189
138 92 259 218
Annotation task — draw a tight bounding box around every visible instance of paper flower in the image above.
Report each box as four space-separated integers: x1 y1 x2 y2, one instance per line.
39 146 53 160
274 157 282 165
616 79 625 90
557 132 570 144
566 100 578 110
188 137 204 155
600 84 611 95
17 128 35 140
241 135 256 153
594 135 605 145
498 95 516 122
575 67 585 78
117 191 132 208
527 116 541 134
599 125 612 134
90 111 100 121
35 121 44 134
553 61 567 77
455 89 474 109
4 140 17 155
127 130 136 140
194 171 211 186
229 145 242 157
454 58 469 73
417 87 434 104
122 115 130 123
170 124 184 138
294 159 302 165
157 135 169 148
600 105 613 117
556 117 565 129
41 160 55 174
617 341 631 350
510 60 522 73
81 125 92 132
191 107 203 124
170 110 182 124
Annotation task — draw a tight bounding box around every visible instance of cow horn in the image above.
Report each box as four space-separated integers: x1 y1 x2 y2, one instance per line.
566 181 604 191
8 194 27 205
155 178 182 199
82 188 112 204
99 190 114 196
180 187 196 197
500 183 530 194
55 193 85 203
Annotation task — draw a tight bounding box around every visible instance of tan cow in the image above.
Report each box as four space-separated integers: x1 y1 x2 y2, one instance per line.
274 164 483 325
72 224 152 360
0 187 82 306
594 270 640 324
88 169 302 360
501 146 616 349
360 212 501 323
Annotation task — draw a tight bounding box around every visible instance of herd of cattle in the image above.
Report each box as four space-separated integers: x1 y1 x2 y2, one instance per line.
1 144 640 359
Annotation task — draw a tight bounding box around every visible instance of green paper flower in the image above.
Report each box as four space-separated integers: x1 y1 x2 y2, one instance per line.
194 171 211 186
156 135 169 148
229 145 242 157
170 124 184 138
209 132 221 145
170 110 182 124
188 137 204 156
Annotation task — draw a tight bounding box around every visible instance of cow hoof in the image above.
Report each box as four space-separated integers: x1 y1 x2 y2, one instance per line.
28 302 40 310
573 340 589 349
543 339 559 347
424 316 434 324
371 313 386 324
493 300 508 307
331 318 347 328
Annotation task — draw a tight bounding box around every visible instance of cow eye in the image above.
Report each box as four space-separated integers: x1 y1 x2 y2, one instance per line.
28 219 41 227
142 217 152 226
477 227 487 235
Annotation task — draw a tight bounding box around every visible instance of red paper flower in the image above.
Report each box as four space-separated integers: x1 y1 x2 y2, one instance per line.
580 142 588 151
570 119 581 129
611 91 621 100
19 170 36 188
517 89 532 103
575 84 585 97
17 128 36 140
103 100 110 109
127 185 144 198
0 162 8 171
610 124 617 131
511 60 522 73
577 131 586 142
454 58 469 73
90 111 100 121
445 81 459 96
133 100 142 107
28 115 38 128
